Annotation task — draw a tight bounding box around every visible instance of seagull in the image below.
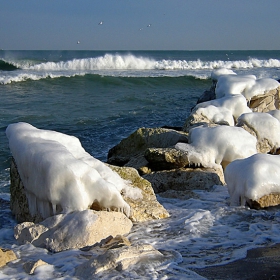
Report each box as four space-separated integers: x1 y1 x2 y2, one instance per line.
77 41 80 44
99 21 103 25
147 24 151 27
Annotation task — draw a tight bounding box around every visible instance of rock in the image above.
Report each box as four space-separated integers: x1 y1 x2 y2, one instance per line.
107 127 188 166
14 222 48 245
249 86 280 112
23 259 49 275
143 167 225 194
247 193 280 209
237 120 276 154
110 165 170 222
10 157 169 224
14 210 133 252
75 244 168 277
10 158 42 223
196 87 216 105
0 248 17 267
144 147 190 170
101 235 131 250
183 109 220 133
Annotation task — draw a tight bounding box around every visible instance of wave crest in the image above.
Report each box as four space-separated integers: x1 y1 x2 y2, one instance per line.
26 54 280 72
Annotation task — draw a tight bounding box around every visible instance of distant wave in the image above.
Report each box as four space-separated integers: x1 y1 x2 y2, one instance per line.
27 54 280 71
1 53 280 84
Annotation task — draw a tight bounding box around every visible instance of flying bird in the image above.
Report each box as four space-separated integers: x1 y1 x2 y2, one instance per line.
77 41 80 44
147 24 151 27
99 21 103 25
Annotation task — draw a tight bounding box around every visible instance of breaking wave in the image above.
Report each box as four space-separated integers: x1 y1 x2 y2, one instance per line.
1 53 280 84
25 54 280 71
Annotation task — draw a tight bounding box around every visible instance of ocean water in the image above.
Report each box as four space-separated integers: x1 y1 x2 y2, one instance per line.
1 50 280 279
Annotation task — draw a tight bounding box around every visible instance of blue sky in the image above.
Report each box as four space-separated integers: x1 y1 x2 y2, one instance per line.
1 0 280 50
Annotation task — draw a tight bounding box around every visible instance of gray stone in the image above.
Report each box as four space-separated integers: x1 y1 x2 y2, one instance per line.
107 127 188 166
143 166 225 194
14 210 133 252
75 244 169 277
144 147 190 170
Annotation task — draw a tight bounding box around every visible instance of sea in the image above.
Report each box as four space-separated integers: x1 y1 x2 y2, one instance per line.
1 50 280 279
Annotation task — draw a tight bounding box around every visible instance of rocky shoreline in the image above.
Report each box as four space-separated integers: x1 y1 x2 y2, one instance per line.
3 70 280 277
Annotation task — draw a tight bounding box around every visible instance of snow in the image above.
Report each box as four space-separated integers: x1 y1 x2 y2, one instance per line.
225 153 280 205
175 126 257 169
5 122 143 219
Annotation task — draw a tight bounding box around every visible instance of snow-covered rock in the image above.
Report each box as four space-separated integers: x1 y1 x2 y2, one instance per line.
225 153 280 208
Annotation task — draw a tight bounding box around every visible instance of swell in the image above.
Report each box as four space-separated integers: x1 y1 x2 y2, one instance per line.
0 59 19 71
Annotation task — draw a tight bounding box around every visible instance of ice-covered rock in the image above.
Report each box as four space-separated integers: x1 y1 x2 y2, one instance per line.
176 126 257 169
6 122 132 220
237 111 280 154
225 153 280 208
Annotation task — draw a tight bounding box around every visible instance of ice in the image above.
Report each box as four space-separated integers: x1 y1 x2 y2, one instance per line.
225 153 280 205
214 70 279 100
194 94 251 121
175 126 257 169
6 122 133 219
238 111 280 152
195 105 235 126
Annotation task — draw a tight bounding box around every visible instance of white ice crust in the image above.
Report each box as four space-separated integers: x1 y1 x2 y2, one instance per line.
225 154 280 206
238 111 280 152
178 69 280 205
175 126 257 169
6 122 142 219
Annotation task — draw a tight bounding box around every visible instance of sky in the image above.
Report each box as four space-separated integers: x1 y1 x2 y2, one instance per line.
1 0 280 51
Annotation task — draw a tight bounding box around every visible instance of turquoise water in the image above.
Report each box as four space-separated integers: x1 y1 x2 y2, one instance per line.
1 50 280 279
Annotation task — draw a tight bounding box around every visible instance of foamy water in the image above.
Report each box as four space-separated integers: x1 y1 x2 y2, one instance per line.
1 185 280 279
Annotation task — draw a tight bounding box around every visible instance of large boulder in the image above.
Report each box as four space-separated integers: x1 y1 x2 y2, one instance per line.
75 244 177 278
143 166 225 193
107 127 188 166
14 210 133 253
110 165 170 222
144 147 190 170
10 158 169 224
